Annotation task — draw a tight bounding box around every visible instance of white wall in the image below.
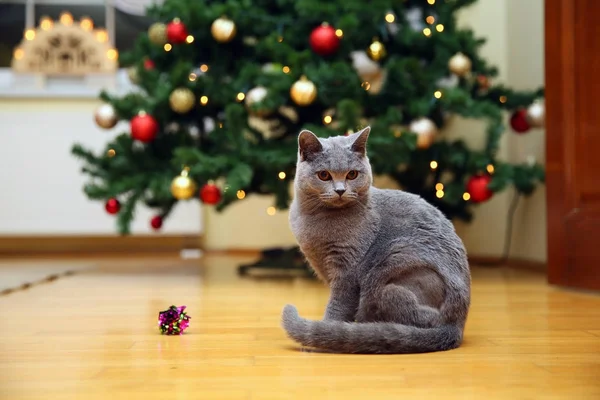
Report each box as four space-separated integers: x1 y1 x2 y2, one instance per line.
0 96 201 235
505 0 547 262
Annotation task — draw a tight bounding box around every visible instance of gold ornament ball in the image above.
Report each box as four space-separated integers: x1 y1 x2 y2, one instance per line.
367 39 386 61
526 100 545 128
290 76 318 106
211 16 237 43
94 103 118 129
170 173 197 200
148 22 167 46
409 117 438 149
127 66 139 84
448 52 472 77
169 88 196 114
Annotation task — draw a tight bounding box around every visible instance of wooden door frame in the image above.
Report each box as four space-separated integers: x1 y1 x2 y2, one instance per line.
545 0 600 290
545 0 573 285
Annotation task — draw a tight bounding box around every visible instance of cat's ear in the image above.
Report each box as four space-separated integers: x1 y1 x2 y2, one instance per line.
298 129 323 161
350 126 370 156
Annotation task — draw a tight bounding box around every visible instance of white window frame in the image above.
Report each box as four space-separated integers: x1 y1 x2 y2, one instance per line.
0 0 137 99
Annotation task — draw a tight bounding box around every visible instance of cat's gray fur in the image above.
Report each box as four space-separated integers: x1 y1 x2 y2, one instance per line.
281 126 471 354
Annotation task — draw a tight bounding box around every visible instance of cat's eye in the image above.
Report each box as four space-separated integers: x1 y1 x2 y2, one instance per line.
317 171 331 181
346 170 359 180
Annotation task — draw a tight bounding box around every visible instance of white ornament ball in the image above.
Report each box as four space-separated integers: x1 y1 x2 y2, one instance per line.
94 103 118 129
526 100 545 128
351 51 382 82
409 117 438 149
245 86 269 117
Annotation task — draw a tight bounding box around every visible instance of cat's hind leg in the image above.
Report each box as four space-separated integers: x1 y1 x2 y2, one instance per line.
356 263 445 328
356 284 442 328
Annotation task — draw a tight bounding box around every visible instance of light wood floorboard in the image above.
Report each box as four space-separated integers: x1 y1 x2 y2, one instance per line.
0 254 599 399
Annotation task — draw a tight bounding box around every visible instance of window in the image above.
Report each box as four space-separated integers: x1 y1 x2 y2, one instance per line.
0 1 154 67
0 3 26 67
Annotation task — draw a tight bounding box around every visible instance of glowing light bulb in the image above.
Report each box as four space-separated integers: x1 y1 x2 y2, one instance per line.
189 73 197 82
164 43 172 52
426 16 435 24
278 172 286 180
487 164 495 174
13 47 24 60
200 64 209 72
186 35 194 43
436 24 444 32
435 183 444 191
200 96 208 105
60 12 73 26
236 190 246 200
40 17 53 31
463 192 471 201
80 17 93 31
335 29 344 38
282 66 290 74
107 149 116 157
499 95 508 103
106 49 118 61
423 28 432 37
427 0 436 4
436 190 444 199
95 30 108 43
430 161 438 170
385 13 395 23
24 29 36 41
323 115 333 124
434 90 442 99
266 206 276 216
236 92 245 101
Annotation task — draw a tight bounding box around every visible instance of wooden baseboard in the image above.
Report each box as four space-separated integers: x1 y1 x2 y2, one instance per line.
0 238 548 272
0 234 201 257
468 255 547 271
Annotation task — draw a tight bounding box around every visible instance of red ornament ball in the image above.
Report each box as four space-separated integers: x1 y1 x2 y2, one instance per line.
150 215 163 230
143 59 155 70
130 113 158 143
105 198 121 214
510 109 531 133
309 23 340 56
466 175 493 203
166 19 188 44
200 184 222 205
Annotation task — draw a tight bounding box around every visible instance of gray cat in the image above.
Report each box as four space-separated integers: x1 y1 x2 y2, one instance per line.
281 126 471 354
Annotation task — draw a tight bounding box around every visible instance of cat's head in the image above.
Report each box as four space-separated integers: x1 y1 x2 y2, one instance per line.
294 127 372 208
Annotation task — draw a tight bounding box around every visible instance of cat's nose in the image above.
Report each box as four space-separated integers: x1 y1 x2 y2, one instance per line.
335 189 346 197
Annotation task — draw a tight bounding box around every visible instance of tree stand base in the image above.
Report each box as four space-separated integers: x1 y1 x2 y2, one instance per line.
237 246 315 278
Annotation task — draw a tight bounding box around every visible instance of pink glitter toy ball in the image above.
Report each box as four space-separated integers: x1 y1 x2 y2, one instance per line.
158 305 191 335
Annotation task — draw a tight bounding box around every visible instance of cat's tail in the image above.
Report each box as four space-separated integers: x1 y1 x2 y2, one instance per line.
281 304 463 354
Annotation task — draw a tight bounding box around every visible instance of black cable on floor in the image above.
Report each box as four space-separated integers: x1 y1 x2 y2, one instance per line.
476 189 521 266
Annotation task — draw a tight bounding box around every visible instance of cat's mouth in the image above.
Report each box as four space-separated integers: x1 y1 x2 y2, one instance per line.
321 196 353 208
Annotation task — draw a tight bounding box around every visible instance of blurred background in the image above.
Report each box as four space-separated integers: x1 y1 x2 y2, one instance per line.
0 0 545 263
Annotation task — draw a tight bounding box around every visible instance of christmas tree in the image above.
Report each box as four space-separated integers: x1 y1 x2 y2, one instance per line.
72 0 545 237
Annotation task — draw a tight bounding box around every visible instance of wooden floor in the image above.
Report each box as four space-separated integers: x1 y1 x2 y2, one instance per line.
1 254 599 400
